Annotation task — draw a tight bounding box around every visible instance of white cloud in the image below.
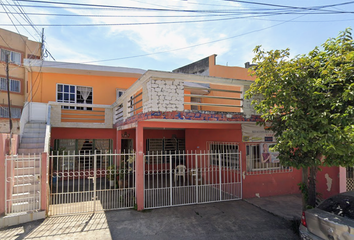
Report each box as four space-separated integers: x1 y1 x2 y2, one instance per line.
65 0 244 61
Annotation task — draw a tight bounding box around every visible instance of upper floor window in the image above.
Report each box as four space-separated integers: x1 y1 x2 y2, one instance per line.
0 77 20 93
1 49 21 65
116 89 125 100
0 107 21 118
57 84 92 110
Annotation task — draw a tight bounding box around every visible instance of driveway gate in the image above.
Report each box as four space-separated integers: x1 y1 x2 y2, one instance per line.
49 151 135 216
144 150 242 209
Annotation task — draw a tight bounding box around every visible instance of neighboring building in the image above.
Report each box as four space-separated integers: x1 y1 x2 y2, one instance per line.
0 28 42 134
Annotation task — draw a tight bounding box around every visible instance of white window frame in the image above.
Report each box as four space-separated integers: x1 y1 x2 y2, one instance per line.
1 49 21 65
56 83 93 110
0 77 21 93
0 106 21 118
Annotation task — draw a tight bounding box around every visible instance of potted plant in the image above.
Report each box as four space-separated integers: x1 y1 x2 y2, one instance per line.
107 165 116 188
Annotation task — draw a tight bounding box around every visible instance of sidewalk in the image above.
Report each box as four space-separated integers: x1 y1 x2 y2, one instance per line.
0 212 112 240
245 194 302 221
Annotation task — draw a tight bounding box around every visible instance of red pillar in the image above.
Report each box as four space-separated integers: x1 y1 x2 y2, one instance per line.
135 123 144 210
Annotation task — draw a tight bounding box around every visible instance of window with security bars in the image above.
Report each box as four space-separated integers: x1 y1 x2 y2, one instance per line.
0 77 20 93
246 143 292 174
53 139 112 170
146 138 185 163
0 107 21 118
1 49 21 65
209 142 239 168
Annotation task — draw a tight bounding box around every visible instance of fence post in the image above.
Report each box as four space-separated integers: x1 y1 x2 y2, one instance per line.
219 153 222 201
40 152 47 213
196 151 198 204
170 154 172 206
135 123 144 210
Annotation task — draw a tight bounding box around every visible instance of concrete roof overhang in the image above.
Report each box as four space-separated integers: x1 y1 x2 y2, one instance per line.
23 59 146 78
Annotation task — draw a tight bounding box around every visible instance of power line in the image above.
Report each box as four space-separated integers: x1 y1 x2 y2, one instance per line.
0 9 351 27
14 0 354 14
30 13 306 68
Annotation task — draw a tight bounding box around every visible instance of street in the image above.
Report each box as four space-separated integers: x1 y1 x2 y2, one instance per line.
0 200 299 240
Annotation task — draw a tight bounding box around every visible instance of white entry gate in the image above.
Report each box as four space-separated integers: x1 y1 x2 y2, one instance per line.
144 151 242 209
49 151 135 216
5 154 42 215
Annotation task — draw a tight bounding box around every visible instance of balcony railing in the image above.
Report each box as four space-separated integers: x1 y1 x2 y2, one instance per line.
49 102 113 129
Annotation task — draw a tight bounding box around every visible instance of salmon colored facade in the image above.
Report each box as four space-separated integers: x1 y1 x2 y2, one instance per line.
20 55 343 212
28 72 139 105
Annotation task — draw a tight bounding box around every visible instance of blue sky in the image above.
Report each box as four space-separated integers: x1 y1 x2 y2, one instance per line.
1 0 354 71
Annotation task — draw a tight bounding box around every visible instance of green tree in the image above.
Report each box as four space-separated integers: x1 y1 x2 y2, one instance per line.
246 28 354 209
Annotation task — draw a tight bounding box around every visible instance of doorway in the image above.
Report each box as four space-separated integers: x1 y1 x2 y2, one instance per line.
121 139 133 153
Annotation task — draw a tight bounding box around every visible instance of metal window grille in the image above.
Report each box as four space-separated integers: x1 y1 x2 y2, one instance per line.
245 143 292 175
208 142 239 168
146 138 185 163
1 49 21 65
0 77 21 93
0 107 21 118
347 167 354 191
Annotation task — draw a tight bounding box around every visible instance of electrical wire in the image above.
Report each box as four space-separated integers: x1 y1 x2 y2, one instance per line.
14 0 354 14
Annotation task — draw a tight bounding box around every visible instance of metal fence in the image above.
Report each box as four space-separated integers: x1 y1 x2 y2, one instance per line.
48 151 135 216
5 154 42 215
144 151 242 209
245 143 292 175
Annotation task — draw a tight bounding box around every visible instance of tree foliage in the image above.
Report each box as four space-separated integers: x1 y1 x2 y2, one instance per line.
246 28 354 170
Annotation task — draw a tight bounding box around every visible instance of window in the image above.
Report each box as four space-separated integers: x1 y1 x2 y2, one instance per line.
116 89 125 100
1 49 21 65
191 97 201 110
0 77 21 93
57 84 92 110
146 138 185 163
0 107 21 118
209 142 239 168
53 139 112 170
246 143 292 174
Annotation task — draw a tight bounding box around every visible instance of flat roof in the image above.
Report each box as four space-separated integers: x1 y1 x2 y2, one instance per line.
24 59 146 78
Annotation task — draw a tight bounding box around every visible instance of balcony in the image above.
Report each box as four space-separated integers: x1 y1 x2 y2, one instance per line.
113 70 261 128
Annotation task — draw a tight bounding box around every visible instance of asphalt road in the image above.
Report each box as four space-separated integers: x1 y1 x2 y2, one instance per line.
0 200 299 240
105 200 300 240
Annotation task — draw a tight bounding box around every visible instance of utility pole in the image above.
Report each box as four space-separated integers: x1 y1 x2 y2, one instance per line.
41 28 44 58
5 51 12 135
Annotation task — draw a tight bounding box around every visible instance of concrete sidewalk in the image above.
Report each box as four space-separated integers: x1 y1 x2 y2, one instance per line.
0 212 112 240
245 194 302 221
